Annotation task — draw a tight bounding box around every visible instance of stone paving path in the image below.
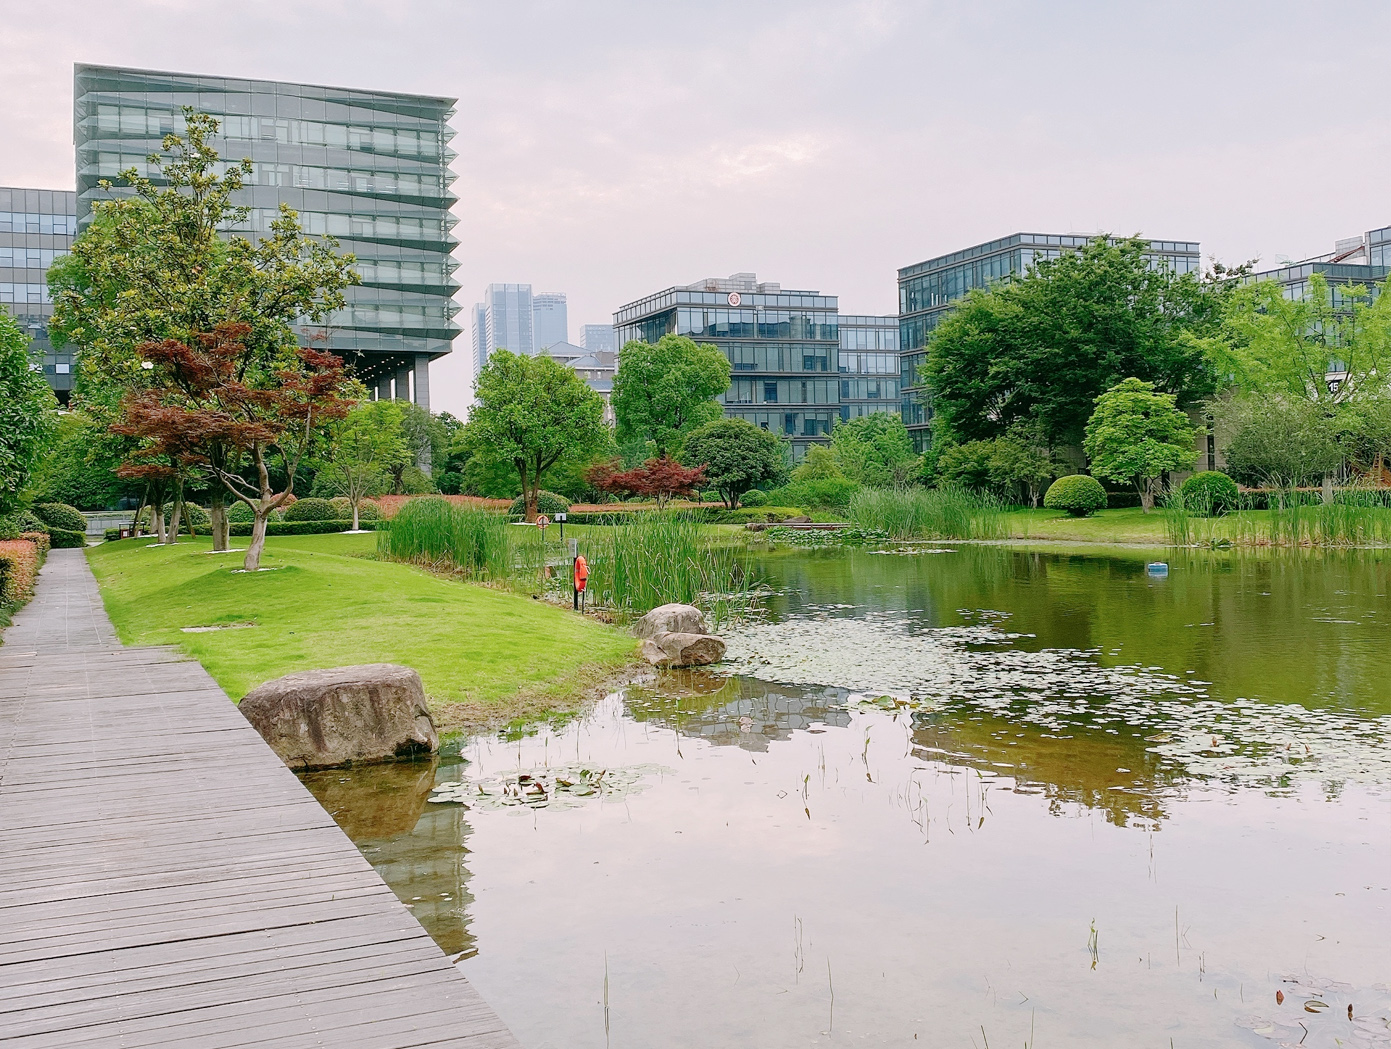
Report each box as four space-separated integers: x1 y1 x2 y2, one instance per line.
0 549 521 1049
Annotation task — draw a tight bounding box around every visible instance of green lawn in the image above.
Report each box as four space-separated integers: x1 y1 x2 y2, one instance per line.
86 532 638 725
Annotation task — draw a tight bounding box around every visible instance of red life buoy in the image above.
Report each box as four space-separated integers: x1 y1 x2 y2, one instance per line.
573 554 589 591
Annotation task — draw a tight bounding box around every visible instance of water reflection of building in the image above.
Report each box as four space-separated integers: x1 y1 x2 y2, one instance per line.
299 756 479 960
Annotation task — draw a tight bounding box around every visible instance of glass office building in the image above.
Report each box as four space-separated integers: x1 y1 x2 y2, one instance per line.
73 64 459 408
579 323 616 354
896 233 1201 451
615 272 839 460
532 292 568 351
0 187 78 402
837 314 899 421
471 283 534 377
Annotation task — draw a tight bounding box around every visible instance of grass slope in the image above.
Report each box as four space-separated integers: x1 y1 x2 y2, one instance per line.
86 532 637 721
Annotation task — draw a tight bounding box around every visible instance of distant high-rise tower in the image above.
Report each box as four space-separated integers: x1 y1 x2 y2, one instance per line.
579 324 616 354
472 284 534 375
532 292 568 351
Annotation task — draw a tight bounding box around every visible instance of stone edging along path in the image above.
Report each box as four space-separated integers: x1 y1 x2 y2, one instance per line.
0 548 520 1049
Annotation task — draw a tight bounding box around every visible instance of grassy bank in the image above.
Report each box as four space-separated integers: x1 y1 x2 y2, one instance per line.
86 532 638 726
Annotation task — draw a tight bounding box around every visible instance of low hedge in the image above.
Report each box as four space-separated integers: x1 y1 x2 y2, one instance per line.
48 527 88 549
193 520 382 537
282 497 338 522
0 539 43 605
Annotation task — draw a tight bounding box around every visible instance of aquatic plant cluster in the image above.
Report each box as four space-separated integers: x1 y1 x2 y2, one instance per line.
721 609 1391 790
759 526 890 547
427 762 671 810
377 497 511 578
1164 488 1391 547
846 486 1006 540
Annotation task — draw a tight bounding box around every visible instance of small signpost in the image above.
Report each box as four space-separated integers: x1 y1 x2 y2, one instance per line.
555 511 566 542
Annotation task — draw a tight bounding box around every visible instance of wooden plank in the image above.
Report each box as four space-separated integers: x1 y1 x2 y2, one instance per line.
0 550 521 1049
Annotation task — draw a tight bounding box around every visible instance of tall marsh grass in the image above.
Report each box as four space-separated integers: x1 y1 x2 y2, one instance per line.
376 497 511 579
847 486 1007 540
1162 484 1391 547
578 512 757 624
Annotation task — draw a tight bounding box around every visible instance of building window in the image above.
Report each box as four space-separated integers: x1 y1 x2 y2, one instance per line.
764 382 778 403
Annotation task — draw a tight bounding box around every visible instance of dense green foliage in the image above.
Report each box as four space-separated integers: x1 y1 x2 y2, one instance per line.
47 528 88 549
1215 395 1344 492
830 413 919 487
33 503 88 533
681 418 786 508
312 400 411 523
0 310 58 513
377 497 510 579
1083 378 1197 510
1043 474 1108 516
282 497 337 522
612 335 731 458
764 477 860 509
461 350 607 520
509 491 570 517
925 236 1228 450
1178 471 1239 515
846 486 1005 539
28 412 134 511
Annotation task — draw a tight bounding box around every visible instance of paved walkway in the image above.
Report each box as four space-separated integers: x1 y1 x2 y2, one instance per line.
0 549 521 1049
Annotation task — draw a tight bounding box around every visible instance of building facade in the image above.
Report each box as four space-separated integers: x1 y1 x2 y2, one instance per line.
896 233 1201 451
544 341 616 422
532 292 568 351
471 282 533 376
615 272 840 460
0 187 78 402
579 323 616 354
74 63 460 408
837 314 900 422
1247 224 1390 299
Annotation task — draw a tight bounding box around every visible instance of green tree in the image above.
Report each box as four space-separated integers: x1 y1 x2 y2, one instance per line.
790 444 844 482
49 110 358 551
988 430 1055 507
1083 378 1197 512
1215 394 1345 500
29 411 136 511
680 418 786 508
831 412 920 487
317 401 412 529
612 335 731 458
0 309 58 514
925 236 1227 451
935 440 996 490
461 350 607 520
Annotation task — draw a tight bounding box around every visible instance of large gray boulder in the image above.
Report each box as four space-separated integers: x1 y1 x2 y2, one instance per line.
633 603 708 639
239 664 438 771
640 631 726 668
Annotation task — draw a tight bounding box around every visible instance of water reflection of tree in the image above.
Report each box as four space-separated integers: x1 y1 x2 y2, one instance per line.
908 710 1182 829
625 671 851 752
299 757 479 960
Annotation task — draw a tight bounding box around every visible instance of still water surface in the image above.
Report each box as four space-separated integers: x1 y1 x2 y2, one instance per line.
301 545 1391 1047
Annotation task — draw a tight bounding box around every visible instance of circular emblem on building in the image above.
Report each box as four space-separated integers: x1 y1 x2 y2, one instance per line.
727 291 742 306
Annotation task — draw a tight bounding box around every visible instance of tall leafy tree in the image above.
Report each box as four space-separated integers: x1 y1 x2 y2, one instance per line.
49 109 358 550
316 400 412 529
1214 394 1345 499
925 236 1227 452
1083 378 1197 512
0 309 58 514
681 418 786 509
612 335 731 458
462 350 607 520
830 412 920 487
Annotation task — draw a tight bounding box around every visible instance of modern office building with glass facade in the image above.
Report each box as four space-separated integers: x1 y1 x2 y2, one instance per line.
895 233 1201 451
0 187 78 402
73 64 459 408
532 292 568 351
579 323 616 354
471 282 534 377
1247 225 1390 298
837 314 899 421
614 272 840 459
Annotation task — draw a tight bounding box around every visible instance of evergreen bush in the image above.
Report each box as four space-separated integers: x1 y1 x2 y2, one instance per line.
1178 471 1239 516
1043 474 1108 517
508 491 570 517
739 489 768 506
282 497 337 522
48 527 87 548
33 503 87 533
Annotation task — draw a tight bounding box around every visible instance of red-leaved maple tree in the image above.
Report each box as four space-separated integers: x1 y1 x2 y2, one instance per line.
585 455 707 509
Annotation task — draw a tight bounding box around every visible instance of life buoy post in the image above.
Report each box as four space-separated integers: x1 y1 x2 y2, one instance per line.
573 552 588 612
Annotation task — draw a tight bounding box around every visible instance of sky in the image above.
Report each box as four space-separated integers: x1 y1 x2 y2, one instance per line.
3 0 1390 415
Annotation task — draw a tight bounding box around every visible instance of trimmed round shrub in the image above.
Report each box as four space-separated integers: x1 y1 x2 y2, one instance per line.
740 489 769 507
508 491 570 517
34 502 87 533
1178 471 1239 516
282 497 337 522
228 502 254 523
329 497 352 518
328 496 381 522
180 503 210 526
1043 474 1108 517
14 510 48 534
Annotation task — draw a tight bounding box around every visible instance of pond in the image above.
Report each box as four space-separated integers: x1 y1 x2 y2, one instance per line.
300 544 1391 1048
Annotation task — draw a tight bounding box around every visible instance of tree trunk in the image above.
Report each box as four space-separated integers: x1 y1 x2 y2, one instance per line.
351 500 360 531
1139 485 1154 514
153 497 166 543
1321 474 1334 505
245 511 269 571
208 491 229 552
165 479 184 544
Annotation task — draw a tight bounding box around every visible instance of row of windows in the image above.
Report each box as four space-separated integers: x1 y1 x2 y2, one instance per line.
900 350 927 387
842 402 900 420
85 152 447 199
727 409 838 437
841 378 898 400
838 351 897 375
0 283 49 304
726 343 833 373
676 307 837 342
355 259 453 286
724 379 838 406
899 250 1018 313
331 303 454 327
0 248 67 269
840 326 899 351
243 208 449 243
0 213 78 236
89 107 444 158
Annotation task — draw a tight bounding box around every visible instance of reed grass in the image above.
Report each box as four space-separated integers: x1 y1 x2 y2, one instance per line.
376 497 511 579
846 486 1006 540
1162 483 1391 547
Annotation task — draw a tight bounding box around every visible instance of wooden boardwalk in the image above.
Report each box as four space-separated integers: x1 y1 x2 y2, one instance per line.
0 549 521 1049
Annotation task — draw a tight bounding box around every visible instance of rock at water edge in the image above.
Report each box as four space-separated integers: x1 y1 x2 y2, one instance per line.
633 603 708 639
